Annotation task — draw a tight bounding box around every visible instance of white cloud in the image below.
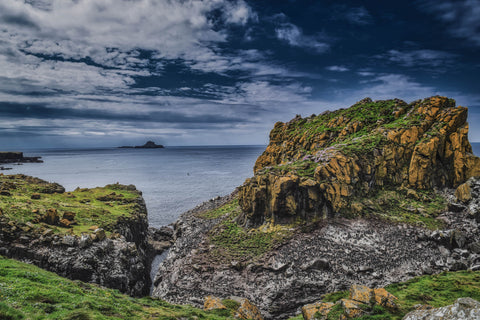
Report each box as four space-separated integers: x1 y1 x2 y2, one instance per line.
275 23 329 53
0 0 257 73
326 65 349 72
419 0 480 45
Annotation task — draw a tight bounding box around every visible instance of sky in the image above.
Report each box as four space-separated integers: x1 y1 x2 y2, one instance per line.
0 0 479 148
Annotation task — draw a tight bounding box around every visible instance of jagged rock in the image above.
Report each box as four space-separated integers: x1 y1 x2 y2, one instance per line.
455 182 472 203
204 296 227 311
94 228 106 241
349 284 372 304
239 96 480 226
62 211 76 221
301 302 334 320
42 208 59 225
403 297 480 319
58 218 73 228
235 298 264 320
372 288 398 310
339 299 365 319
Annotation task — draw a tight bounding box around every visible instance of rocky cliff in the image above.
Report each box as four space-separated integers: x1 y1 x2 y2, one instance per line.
239 96 480 226
153 96 480 319
0 174 153 296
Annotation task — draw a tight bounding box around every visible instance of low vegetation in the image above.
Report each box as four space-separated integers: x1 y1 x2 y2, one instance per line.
288 270 480 320
198 198 293 262
0 256 234 320
0 174 141 235
356 188 447 229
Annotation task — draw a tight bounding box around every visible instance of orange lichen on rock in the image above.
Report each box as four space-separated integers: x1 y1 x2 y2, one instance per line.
372 288 398 310
235 298 264 320
301 301 335 320
238 96 480 226
203 296 227 311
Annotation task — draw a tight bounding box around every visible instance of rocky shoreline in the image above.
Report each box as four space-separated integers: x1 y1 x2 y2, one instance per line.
151 181 480 319
150 96 480 319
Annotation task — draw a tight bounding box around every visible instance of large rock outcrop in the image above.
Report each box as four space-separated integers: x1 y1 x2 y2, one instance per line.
239 96 480 226
0 175 152 296
152 96 480 319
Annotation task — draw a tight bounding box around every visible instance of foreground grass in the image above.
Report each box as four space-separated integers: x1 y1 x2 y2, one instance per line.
0 256 234 320
0 174 141 235
288 270 480 319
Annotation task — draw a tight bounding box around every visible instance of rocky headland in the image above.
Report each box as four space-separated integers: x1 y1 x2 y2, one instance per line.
152 96 480 319
0 174 169 296
0 151 43 169
119 140 164 149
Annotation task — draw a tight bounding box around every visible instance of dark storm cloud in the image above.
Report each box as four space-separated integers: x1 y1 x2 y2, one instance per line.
419 0 480 45
0 102 247 124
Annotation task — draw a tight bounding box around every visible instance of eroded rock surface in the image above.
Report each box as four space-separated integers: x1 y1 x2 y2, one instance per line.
239 97 480 226
403 297 480 320
153 97 480 319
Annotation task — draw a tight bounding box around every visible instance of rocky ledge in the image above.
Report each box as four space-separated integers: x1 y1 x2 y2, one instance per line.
152 96 480 319
0 174 163 296
0 151 43 165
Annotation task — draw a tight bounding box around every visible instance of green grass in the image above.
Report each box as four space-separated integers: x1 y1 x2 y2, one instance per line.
205 202 293 262
196 199 240 220
0 174 142 235
287 270 480 320
360 188 447 230
0 256 234 320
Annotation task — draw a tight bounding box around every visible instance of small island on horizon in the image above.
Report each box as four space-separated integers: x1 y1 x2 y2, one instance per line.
118 141 164 149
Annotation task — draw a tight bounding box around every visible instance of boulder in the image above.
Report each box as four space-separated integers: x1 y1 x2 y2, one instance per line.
58 218 73 228
403 297 480 320
349 285 372 304
203 296 227 311
93 228 106 241
339 299 365 319
372 288 398 310
455 182 472 203
62 211 76 221
31 193 41 200
301 302 335 320
42 208 59 225
235 298 263 320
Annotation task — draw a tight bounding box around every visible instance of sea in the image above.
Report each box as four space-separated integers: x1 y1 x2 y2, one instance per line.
5 143 480 227
5 146 265 228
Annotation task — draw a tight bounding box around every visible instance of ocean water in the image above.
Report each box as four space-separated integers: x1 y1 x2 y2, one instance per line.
5 143 480 227
6 146 265 227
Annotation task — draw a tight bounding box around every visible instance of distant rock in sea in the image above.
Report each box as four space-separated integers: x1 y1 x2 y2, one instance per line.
0 151 43 165
119 141 164 149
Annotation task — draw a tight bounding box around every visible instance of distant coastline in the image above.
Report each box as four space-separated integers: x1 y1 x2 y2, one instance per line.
118 141 164 149
0 151 43 170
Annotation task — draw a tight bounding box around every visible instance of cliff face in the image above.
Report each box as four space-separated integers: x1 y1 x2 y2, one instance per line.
0 175 152 296
239 96 480 226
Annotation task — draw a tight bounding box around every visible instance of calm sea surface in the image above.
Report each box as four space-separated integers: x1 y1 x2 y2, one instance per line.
5 143 480 227
6 146 265 228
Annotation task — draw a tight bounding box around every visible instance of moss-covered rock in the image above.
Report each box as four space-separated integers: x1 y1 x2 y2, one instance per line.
0 174 152 296
239 96 480 226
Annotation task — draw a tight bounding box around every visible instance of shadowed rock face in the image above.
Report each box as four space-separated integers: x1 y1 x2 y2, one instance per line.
239 96 480 226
